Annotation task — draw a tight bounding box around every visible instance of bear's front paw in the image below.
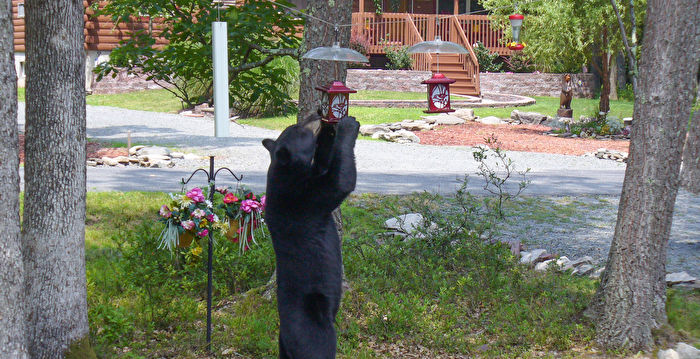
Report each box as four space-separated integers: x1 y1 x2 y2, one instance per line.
337 116 360 137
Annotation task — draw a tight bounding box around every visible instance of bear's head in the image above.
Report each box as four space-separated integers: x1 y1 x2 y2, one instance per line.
262 121 317 177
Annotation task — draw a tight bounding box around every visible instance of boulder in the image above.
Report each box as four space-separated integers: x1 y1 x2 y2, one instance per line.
371 131 387 139
477 116 505 125
453 108 476 121
534 259 555 271
572 264 594 276
86 160 97 167
360 124 392 136
520 249 548 265
564 256 593 271
658 349 680 359
114 156 130 164
665 271 697 285
183 153 203 161
399 120 432 131
171 151 185 159
138 154 171 163
510 110 551 125
101 156 119 166
590 267 605 279
138 146 170 157
382 130 420 143
128 145 145 155
385 213 427 234
422 113 466 125
675 343 700 359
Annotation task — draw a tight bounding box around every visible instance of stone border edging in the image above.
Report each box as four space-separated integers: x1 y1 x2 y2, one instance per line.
349 93 535 109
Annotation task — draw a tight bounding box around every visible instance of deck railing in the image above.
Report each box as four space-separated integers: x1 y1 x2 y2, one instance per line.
351 12 509 57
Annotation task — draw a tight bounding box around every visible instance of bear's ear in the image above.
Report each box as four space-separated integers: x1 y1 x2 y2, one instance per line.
262 138 276 153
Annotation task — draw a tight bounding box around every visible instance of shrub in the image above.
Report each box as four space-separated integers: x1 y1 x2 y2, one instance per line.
385 46 413 70
618 83 635 102
473 41 503 72
503 52 535 73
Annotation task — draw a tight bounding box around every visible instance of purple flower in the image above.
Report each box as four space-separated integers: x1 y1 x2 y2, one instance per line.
240 199 262 213
186 188 205 203
159 205 172 218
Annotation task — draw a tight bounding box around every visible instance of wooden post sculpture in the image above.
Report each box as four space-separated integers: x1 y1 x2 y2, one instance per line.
557 74 574 118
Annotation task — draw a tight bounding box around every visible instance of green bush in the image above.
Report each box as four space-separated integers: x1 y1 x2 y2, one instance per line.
385 46 414 70
474 41 504 72
618 83 635 102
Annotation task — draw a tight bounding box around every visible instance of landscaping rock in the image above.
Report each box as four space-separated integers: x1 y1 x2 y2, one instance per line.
510 110 551 125
115 156 130 164
477 116 506 125
138 154 171 163
128 145 145 155
542 117 567 129
665 271 697 285
385 213 426 234
399 120 433 131
572 264 594 276
658 349 680 359
381 130 420 143
86 160 97 167
171 151 185 159
360 124 392 136
422 113 466 125
520 249 548 265
564 256 593 271
675 343 700 359
183 153 203 161
138 146 170 157
534 259 555 271
453 108 476 121
590 267 605 279
101 156 119 166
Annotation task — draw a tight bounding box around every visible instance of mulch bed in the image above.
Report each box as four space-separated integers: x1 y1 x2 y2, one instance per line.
415 122 630 156
18 134 128 164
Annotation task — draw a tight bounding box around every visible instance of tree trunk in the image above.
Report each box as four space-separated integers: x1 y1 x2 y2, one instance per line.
680 104 700 194
609 55 618 101
0 0 28 356
599 27 611 117
296 0 353 122
23 0 94 357
586 0 700 352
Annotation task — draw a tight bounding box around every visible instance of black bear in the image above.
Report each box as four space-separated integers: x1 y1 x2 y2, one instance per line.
262 114 359 359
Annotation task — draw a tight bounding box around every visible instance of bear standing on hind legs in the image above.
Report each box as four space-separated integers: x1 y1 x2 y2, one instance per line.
262 114 359 359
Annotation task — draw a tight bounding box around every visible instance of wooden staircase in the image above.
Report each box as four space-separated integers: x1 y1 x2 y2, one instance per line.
430 53 479 96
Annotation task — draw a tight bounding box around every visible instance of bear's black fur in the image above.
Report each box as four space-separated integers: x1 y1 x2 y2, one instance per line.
262 114 359 359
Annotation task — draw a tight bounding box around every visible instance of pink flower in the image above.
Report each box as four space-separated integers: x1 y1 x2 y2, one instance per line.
197 229 209 238
159 205 172 218
216 187 228 194
260 195 266 210
240 199 261 213
181 220 195 231
186 188 205 203
192 208 206 219
223 192 239 204
207 214 215 222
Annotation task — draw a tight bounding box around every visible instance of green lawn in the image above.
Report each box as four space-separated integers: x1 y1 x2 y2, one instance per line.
82 191 698 358
17 87 635 131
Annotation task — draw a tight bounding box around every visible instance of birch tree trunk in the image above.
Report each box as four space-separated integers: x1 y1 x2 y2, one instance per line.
680 101 700 194
0 0 28 356
23 0 94 356
296 0 353 122
586 0 700 352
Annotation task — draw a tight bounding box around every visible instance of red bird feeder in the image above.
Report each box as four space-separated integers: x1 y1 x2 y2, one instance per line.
315 81 357 123
421 73 456 113
508 13 525 51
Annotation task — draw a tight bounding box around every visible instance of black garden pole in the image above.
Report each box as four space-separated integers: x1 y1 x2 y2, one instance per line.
180 155 242 353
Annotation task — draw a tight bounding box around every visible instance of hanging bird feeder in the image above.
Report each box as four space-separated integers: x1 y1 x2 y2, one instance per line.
302 27 369 123
507 13 525 51
407 36 468 113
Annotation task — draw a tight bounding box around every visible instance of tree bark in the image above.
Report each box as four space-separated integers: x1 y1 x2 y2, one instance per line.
296 0 353 122
680 103 700 194
586 0 700 352
0 0 28 357
599 27 611 116
23 0 94 357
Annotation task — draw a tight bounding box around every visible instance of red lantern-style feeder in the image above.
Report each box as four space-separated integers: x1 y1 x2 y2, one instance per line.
421 73 456 113
315 81 357 123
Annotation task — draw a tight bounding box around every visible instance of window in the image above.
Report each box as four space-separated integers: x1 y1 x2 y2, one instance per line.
17 3 25 18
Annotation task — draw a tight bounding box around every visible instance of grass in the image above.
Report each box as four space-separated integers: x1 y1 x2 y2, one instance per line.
82 191 698 358
18 87 185 113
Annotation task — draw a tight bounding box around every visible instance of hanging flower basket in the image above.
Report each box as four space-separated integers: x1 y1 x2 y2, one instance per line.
178 231 195 248
157 187 222 251
219 186 266 253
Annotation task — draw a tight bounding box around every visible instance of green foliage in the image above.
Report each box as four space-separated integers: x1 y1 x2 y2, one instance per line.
502 52 535 73
666 289 700 340
94 0 302 116
618 83 635 101
480 0 647 73
384 46 413 70
473 42 504 72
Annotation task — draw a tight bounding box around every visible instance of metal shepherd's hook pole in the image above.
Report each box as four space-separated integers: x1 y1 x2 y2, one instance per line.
206 156 214 351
